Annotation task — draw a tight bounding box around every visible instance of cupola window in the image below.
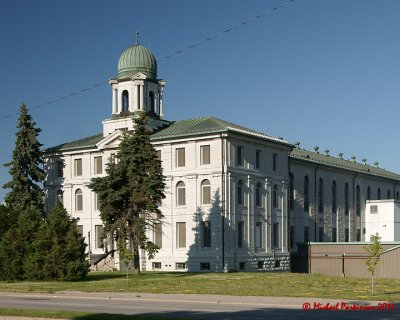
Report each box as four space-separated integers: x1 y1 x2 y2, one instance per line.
149 91 156 114
122 90 129 113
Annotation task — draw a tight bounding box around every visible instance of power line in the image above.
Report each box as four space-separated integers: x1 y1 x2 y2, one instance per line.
159 0 295 61
0 0 295 121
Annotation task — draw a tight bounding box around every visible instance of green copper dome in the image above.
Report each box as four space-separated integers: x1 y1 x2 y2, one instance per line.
117 43 157 80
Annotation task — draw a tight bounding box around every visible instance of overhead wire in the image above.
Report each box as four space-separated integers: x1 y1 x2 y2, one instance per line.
0 0 295 121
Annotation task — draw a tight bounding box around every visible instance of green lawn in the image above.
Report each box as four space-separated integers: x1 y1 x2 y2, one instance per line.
0 272 399 302
0 308 188 320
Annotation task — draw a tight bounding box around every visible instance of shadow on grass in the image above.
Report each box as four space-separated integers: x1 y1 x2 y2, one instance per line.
84 271 205 282
69 305 400 320
84 272 127 282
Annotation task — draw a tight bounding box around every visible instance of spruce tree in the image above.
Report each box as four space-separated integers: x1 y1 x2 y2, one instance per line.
89 112 165 274
0 210 41 280
25 202 88 280
3 104 44 216
0 205 18 242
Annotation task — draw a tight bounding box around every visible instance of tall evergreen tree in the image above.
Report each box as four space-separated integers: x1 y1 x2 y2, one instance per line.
0 210 41 280
89 112 165 274
3 104 44 216
0 205 18 242
25 202 88 280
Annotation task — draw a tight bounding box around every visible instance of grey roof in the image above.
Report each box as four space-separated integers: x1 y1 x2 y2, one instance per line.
290 148 400 181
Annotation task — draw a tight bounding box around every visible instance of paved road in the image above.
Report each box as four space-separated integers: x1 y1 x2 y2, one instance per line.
0 291 398 320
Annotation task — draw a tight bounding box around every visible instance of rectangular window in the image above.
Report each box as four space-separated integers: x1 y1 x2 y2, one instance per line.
154 223 162 248
237 146 244 166
345 228 349 242
255 222 262 248
176 148 185 167
110 153 115 164
273 223 280 248
273 185 278 208
356 229 361 242
200 145 210 165
56 161 63 178
272 153 278 172
319 227 324 242
176 262 186 270
95 225 104 249
332 227 337 242
77 225 83 237
156 150 161 161
290 226 294 248
238 221 245 248
94 193 100 211
200 262 210 270
370 205 378 214
239 262 246 270
255 150 261 169
94 156 102 175
257 261 264 270
152 262 161 269
202 221 211 248
176 222 186 248
74 159 82 176
304 226 309 243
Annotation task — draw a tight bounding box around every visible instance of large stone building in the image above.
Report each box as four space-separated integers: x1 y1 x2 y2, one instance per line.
44 40 400 272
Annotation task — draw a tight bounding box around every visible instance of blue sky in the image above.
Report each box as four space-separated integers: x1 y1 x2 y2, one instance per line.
1 0 400 203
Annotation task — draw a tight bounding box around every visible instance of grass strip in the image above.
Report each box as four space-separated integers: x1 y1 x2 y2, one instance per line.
0 272 399 302
0 308 190 320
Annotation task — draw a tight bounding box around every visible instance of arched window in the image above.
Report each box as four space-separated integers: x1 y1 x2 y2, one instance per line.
122 90 129 113
149 91 155 113
201 179 211 205
331 180 336 214
238 180 244 205
387 190 391 199
356 185 360 216
273 184 278 208
318 178 323 213
75 189 83 211
57 190 63 205
344 183 349 216
255 182 262 207
176 181 186 206
377 188 381 200
304 176 309 212
367 186 371 200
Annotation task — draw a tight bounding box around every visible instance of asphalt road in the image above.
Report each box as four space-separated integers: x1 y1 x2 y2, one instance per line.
0 291 398 320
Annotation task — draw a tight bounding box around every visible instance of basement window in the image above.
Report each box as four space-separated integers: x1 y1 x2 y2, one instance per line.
200 262 210 270
176 263 186 270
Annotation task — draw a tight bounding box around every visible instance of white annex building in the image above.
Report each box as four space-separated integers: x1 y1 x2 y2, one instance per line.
44 40 400 272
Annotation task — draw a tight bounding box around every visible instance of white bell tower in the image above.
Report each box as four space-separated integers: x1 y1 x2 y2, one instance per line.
103 33 169 136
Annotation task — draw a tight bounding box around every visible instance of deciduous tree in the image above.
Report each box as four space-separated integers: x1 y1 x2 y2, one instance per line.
365 233 384 295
